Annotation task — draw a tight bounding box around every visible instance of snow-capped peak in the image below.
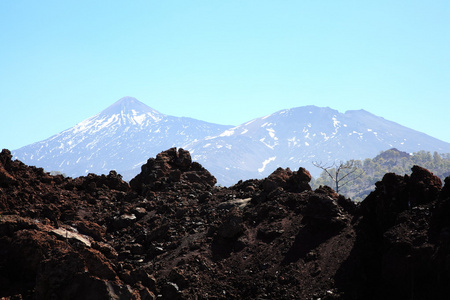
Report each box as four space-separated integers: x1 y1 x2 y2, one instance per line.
70 97 166 134
99 96 165 122
13 96 231 182
12 100 450 188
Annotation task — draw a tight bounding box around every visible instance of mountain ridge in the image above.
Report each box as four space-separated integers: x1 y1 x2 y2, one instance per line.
187 105 450 185
12 97 232 180
12 97 450 185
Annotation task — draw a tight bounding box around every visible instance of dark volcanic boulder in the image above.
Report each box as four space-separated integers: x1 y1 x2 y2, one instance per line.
0 149 16 188
0 215 141 299
361 172 410 232
430 176 450 240
361 165 443 232
262 167 311 193
344 166 447 299
303 194 349 230
0 149 13 170
441 176 450 199
130 148 216 194
288 167 312 192
78 171 130 193
409 165 442 205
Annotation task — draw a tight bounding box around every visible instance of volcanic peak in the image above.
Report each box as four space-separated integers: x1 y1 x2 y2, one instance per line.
98 96 165 122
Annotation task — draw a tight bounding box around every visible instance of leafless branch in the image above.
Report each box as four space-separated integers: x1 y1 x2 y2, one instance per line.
313 160 363 193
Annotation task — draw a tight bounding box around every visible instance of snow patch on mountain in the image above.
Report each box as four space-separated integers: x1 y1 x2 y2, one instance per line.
258 157 276 172
13 97 232 181
220 129 235 137
12 98 450 187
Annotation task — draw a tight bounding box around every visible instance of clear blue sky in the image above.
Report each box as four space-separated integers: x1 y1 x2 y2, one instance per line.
1 1 449 150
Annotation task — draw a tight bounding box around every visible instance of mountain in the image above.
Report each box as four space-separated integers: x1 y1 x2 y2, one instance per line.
13 98 450 186
313 148 450 201
186 106 450 185
12 97 232 179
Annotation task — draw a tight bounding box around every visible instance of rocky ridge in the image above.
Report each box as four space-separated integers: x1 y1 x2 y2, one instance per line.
1 148 450 299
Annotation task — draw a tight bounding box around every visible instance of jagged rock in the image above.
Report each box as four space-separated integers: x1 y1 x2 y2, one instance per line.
409 165 442 205
79 171 130 193
104 170 131 192
361 166 443 232
130 148 216 194
430 176 450 238
4 147 450 299
0 215 140 299
314 185 356 214
262 167 292 192
303 194 348 230
262 167 311 194
0 149 17 188
0 149 13 170
315 185 339 199
287 167 312 192
0 215 40 236
8 229 65 282
80 247 117 280
92 241 118 259
441 176 450 199
72 220 106 241
360 172 410 231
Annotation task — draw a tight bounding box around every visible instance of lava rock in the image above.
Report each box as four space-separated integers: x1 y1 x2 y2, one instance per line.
130 148 216 194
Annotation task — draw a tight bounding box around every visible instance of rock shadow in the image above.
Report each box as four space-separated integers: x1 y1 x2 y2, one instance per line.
211 237 245 261
282 224 341 265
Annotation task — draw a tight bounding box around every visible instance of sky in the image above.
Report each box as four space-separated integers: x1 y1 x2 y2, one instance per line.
1 1 449 150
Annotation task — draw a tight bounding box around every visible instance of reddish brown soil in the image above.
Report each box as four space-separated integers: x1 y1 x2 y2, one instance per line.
1 148 449 299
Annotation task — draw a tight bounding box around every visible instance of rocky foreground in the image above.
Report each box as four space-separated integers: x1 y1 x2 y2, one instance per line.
1 147 450 299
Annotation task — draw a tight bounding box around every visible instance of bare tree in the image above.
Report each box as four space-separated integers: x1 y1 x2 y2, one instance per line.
312 160 363 193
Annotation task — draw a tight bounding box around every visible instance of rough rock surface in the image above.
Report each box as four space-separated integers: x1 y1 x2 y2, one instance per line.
130 147 216 195
1 147 450 299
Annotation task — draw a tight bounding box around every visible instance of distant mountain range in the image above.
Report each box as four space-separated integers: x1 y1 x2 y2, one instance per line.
12 97 450 186
12 97 230 181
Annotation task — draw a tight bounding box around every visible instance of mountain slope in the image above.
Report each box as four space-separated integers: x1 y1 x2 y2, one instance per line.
187 106 450 185
13 97 232 179
13 99 450 186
